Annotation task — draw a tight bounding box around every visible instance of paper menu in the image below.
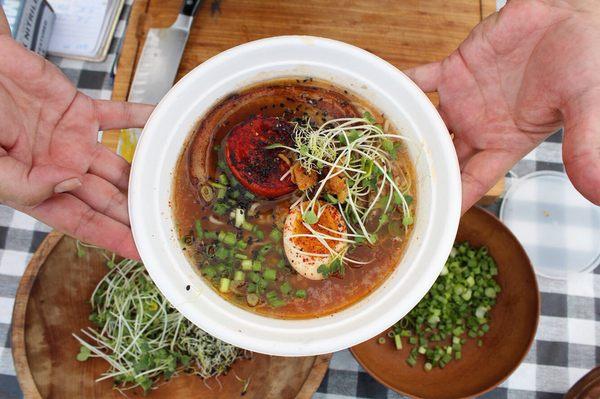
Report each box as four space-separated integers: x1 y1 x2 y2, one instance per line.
46 0 123 61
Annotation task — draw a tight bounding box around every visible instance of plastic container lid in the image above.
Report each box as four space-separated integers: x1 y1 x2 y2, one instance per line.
499 171 600 279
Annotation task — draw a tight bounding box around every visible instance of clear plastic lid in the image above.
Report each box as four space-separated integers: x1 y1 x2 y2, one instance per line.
499 171 600 279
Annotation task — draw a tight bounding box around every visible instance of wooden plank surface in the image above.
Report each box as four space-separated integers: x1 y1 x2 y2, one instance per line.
482 0 498 19
103 0 492 151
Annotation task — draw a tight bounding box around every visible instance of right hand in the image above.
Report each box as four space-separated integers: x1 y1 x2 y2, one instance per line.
404 0 600 211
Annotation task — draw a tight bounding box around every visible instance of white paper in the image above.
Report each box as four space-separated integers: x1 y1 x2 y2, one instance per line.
47 0 110 57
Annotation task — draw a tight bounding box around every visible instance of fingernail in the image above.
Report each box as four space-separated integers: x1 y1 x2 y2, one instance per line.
54 178 82 193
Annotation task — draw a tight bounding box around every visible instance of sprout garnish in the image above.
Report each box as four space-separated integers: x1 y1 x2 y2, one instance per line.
271 113 415 276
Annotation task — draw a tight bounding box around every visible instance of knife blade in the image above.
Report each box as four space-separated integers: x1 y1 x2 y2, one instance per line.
118 0 203 161
128 0 203 104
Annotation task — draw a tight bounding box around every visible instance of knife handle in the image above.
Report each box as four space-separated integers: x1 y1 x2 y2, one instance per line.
181 0 203 17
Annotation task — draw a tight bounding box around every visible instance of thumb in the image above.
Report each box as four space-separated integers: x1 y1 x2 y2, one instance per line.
562 92 600 205
0 156 82 207
403 62 442 93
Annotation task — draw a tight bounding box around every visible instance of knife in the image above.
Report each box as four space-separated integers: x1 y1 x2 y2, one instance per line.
118 0 203 160
128 0 203 104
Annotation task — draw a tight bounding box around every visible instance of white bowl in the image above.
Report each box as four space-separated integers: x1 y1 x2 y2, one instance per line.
129 36 461 356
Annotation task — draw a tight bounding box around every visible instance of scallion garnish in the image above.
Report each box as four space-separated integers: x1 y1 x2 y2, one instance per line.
390 242 501 370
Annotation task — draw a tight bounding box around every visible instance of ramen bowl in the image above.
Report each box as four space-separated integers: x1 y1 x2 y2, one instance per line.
129 36 461 356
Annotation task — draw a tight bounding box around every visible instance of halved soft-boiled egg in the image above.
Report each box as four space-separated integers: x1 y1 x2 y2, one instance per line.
283 201 348 280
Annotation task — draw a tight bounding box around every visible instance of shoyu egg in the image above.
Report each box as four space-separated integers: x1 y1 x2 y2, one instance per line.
283 201 348 280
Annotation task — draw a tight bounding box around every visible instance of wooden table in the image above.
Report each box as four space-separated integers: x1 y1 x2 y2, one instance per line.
103 0 502 200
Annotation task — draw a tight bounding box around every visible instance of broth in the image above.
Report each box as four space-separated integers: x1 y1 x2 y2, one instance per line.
172 79 416 319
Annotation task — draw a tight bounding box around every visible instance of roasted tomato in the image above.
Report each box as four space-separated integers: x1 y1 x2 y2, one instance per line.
188 84 358 188
224 115 295 198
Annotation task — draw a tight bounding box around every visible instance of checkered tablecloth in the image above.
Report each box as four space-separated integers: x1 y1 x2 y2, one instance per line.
0 2 598 399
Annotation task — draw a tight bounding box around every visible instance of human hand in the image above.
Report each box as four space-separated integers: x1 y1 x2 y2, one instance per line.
405 0 600 211
0 12 153 259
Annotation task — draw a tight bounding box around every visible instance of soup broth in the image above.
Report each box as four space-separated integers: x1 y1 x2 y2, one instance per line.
172 79 416 319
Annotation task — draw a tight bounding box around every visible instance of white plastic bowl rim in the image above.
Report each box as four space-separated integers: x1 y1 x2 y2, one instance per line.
129 35 461 357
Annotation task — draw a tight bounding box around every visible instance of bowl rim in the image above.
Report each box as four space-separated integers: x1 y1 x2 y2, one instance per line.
349 206 541 399
128 35 462 356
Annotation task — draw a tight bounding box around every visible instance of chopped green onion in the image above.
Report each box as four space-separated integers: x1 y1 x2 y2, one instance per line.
194 220 204 239
247 283 257 293
246 293 259 307
394 334 402 350
218 174 229 185
248 272 260 283
202 267 216 279
204 231 218 240
219 278 230 293
241 259 253 270
215 247 228 260
233 271 245 281
234 208 245 228
269 298 286 307
213 202 229 215
269 228 282 242
209 181 227 189
280 282 292 295
295 289 307 299
252 261 262 272
263 268 277 281
200 185 214 202
223 232 237 246
390 242 500 370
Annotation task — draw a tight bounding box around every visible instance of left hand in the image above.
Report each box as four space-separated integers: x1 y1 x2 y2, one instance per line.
0 9 153 259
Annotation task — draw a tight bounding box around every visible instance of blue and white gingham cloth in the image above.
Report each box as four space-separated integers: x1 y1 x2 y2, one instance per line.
0 1 598 398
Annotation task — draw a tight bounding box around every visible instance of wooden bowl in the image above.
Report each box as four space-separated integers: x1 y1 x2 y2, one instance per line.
11 233 330 398
350 206 540 399
565 366 600 399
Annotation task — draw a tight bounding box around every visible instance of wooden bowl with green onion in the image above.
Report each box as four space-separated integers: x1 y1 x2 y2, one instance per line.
350 206 540 399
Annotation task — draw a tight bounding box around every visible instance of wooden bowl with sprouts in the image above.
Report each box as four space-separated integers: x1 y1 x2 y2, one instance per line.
12 233 331 398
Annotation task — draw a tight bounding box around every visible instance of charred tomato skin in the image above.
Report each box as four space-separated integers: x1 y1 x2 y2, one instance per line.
188 84 358 188
224 115 296 198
